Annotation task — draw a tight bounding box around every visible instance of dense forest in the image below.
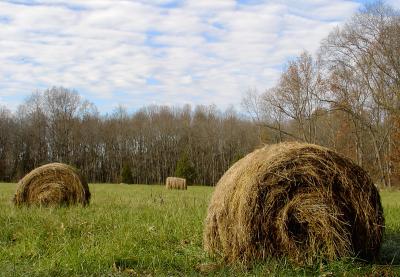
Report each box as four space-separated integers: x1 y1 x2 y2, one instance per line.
0 2 399 186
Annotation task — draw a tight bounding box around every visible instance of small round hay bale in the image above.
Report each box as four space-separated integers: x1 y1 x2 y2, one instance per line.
13 163 91 206
203 142 384 265
166 177 187 190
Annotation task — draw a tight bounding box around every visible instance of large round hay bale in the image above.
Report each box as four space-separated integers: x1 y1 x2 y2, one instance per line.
166 177 187 190
203 142 384 265
13 163 91 206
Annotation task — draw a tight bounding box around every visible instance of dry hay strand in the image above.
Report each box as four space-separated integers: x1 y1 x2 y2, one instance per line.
203 142 384 265
166 177 187 190
13 163 91 207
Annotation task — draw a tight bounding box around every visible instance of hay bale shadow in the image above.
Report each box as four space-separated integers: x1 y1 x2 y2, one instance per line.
379 230 400 265
113 257 139 271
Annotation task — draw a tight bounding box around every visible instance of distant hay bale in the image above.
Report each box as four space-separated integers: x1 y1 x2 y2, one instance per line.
13 163 91 207
166 177 187 190
203 142 384 265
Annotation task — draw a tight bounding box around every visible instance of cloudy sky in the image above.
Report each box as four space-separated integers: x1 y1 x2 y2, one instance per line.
0 0 398 112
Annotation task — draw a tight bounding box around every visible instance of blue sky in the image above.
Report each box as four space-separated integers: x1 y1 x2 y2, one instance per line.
0 0 398 112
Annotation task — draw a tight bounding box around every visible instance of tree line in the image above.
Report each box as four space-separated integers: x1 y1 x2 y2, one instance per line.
242 2 400 187
0 87 258 185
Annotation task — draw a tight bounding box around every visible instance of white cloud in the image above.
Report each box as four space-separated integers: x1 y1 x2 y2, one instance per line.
388 0 400 9
0 0 365 112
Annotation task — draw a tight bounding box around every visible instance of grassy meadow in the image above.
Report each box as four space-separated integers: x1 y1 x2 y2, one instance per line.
0 183 399 276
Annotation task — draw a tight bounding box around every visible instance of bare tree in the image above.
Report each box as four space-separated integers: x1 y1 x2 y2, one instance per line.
321 2 400 187
265 52 325 143
0 106 13 180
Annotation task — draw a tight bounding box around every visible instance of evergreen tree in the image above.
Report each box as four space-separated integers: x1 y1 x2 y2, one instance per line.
174 153 196 185
121 163 133 184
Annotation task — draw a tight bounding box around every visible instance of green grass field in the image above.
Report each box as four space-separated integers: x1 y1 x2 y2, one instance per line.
0 183 399 276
